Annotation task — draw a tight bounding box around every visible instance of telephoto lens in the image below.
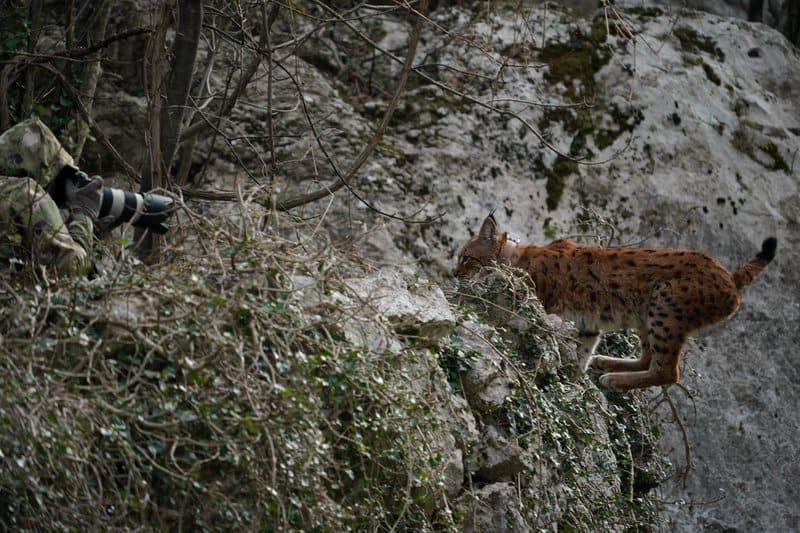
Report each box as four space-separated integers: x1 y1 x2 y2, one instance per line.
53 165 173 234
97 187 173 234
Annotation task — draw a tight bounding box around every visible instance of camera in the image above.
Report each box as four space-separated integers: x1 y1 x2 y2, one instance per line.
52 166 173 234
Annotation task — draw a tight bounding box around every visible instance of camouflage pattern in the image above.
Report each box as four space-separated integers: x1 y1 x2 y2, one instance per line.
0 118 74 188
0 120 93 275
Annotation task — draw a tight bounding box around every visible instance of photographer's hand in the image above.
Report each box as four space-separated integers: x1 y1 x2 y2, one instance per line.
65 174 103 219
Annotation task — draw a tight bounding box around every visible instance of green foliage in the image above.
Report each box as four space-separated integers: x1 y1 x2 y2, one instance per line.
0 219 454 531
0 3 29 60
0 222 668 531
436 338 479 394
45 69 78 140
0 2 30 123
0 6 77 137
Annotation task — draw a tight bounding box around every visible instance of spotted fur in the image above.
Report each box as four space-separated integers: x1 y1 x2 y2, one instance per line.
453 214 777 392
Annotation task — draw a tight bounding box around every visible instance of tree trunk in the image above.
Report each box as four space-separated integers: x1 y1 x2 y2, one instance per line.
159 0 203 182
73 0 112 160
780 0 800 45
137 0 171 259
749 0 764 22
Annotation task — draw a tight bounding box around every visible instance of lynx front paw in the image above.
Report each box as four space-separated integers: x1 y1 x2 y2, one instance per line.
599 373 625 392
586 355 605 374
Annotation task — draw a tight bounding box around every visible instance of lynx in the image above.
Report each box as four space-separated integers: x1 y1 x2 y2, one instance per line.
453 213 777 392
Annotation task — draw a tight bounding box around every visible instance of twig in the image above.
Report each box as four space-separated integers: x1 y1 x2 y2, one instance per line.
662 385 692 485
272 0 436 221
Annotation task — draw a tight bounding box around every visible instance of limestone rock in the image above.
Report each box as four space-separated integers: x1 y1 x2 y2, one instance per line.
440 435 464 498
462 482 530 533
469 426 531 482
340 313 403 354
455 321 513 411
346 268 456 343
446 393 481 454
540 313 581 374
102 292 149 337
79 84 147 174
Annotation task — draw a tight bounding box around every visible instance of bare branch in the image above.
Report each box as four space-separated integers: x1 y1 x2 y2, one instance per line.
273 0 429 214
179 4 280 143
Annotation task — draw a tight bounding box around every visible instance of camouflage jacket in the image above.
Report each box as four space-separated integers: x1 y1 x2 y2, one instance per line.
0 119 94 275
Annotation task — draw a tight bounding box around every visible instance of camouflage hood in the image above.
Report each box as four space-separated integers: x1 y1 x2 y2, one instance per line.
0 118 74 187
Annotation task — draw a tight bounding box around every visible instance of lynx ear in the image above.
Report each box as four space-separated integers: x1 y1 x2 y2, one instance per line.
478 212 497 243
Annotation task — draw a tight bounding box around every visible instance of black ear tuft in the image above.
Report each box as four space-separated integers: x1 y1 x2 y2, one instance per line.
757 237 777 261
478 213 497 242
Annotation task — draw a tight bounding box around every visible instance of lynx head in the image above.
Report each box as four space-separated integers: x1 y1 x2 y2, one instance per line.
453 212 507 278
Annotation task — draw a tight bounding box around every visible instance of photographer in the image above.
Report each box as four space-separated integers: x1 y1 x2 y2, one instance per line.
0 118 172 276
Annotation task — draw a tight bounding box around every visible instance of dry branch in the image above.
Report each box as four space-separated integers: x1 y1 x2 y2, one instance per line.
179 4 280 144
273 0 429 212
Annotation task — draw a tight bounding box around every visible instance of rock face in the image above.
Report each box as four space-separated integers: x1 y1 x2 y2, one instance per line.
456 321 513 411
271 5 797 529
325 8 798 531
615 0 749 19
470 425 531 482
613 0 798 45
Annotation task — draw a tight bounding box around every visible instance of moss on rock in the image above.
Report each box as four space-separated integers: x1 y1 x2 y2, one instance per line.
731 125 790 173
625 6 664 17
675 26 725 62
546 155 578 211
540 28 611 98
760 141 790 173
702 61 721 85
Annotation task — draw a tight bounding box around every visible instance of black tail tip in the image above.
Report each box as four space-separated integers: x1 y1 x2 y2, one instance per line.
757 237 777 261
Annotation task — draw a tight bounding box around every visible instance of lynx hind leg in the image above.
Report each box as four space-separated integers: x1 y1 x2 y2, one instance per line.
576 331 601 374
588 328 652 373
599 328 686 392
